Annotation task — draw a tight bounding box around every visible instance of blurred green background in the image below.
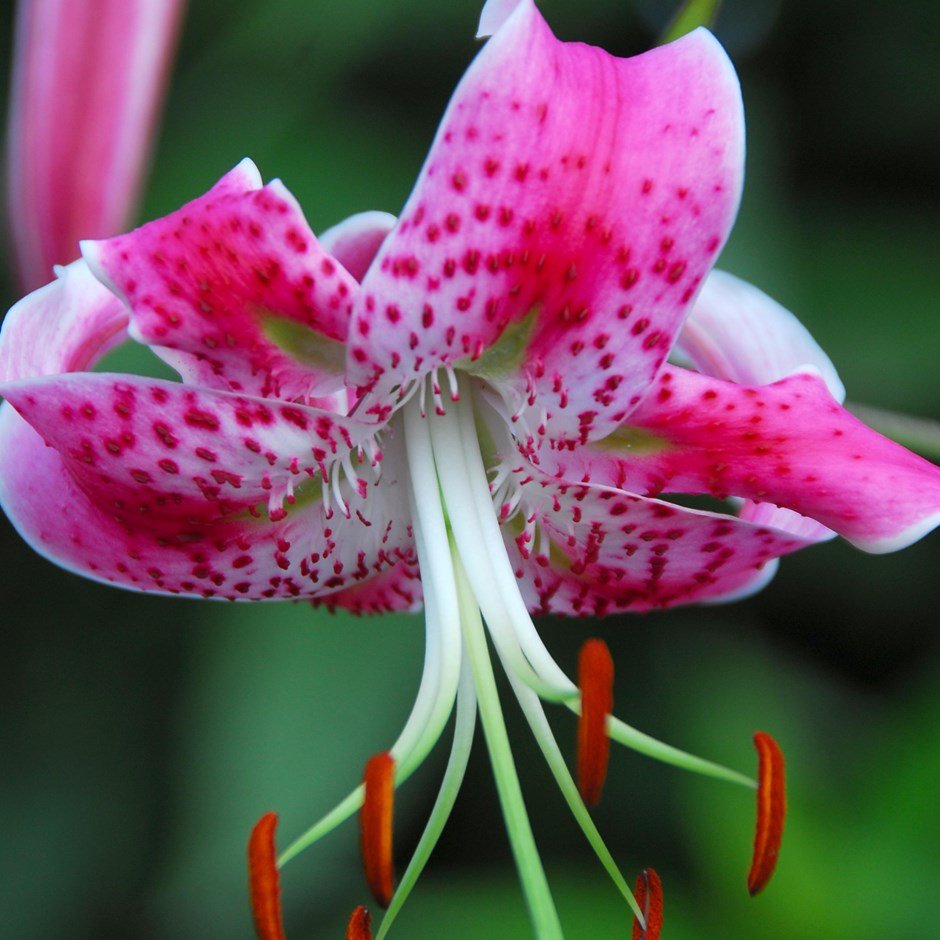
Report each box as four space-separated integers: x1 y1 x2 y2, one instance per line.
0 0 938 937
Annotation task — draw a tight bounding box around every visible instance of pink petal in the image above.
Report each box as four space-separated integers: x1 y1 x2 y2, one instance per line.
678 269 846 541
678 270 845 401
318 211 396 283
506 474 811 616
476 0 525 37
535 365 940 553
1 373 364 516
0 378 413 601
347 2 743 446
0 259 128 382
6 0 185 291
312 555 422 614
82 162 359 401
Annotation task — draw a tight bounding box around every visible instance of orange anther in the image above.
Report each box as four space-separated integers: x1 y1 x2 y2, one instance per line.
748 731 786 896
577 638 614 806
360 751 396 908
346 905 372 940
248 811 286 940
631 867 663 940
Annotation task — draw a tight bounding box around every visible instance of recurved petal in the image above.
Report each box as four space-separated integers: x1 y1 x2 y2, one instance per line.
677 269 845 542
0 259 128 382
319 211 396 283
348 1 743 443
678 270 845 401
0 376 413 601
505 474 810 616
83 161 359 401
535 365 940 553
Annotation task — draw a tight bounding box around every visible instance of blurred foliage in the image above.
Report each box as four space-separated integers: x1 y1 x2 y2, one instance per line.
659 0 723 44
0 0 938 938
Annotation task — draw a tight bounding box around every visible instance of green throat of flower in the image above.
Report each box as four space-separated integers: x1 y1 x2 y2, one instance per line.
247 375 785 940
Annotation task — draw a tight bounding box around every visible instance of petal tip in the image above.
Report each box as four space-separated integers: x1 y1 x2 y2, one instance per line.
477 0 528 38
234 156 264 189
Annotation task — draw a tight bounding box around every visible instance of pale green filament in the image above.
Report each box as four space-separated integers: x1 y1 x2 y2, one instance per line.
502 660 646 926
276 378 756 939
453 542 564 940
376 655 477 939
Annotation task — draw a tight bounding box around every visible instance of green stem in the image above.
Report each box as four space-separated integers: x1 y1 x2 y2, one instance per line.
847 402 940 462
660 0 723 44
453 544 564 940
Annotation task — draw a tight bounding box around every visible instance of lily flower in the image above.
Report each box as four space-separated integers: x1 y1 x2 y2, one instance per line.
0 1 938 935
5 0 186 291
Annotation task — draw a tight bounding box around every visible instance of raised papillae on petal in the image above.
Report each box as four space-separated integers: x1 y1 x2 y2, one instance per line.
346 906 372 940
83 160 359 401
360 751 396 908
503 470 810 616
248 812 286 940
748 731 786 896
632 868 663 940
0 375 416 605
348 0 743 443
536 365 940 553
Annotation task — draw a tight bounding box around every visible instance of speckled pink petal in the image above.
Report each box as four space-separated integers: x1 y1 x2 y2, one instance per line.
312 554 422 614
318 211 396 283
506 474 810 616
83 161 359 401
0 259 128 382
1 372 371 516
678 270 845 401
0 378 413 601
678 269 846 541
476 0 523 37
535 365 940 553
348 1 743 443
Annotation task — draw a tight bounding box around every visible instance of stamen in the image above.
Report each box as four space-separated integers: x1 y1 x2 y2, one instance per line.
346 906 372 940
431 368 446 415
577 639 614 806
631 868 663 940
248 812 286 940
445 363 460 401
361 751 396 908
331 462 350 518
748 731 786 896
